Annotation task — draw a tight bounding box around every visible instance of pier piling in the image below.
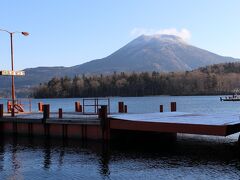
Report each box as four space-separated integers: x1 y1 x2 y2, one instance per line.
43 104 50 120
99 105 108 121
99 105 110 141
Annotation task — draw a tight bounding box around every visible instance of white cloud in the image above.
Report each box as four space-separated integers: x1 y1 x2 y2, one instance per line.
130 28 191 41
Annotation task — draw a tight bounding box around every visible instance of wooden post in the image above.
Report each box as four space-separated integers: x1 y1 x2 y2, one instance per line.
160 105 163 112
124 105 128 113
98 105 107 119
43 104 50 121
170 102 176 112
59 108 63 119
118 102 124 113
99 105 109 141
99 105 108 129
38 102 43 112
0 104 3 118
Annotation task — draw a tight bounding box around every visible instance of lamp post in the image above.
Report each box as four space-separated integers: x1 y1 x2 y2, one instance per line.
0 29 29 117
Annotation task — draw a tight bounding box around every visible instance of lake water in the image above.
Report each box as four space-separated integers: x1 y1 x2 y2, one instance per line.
1 96 240 179
2 95 239 114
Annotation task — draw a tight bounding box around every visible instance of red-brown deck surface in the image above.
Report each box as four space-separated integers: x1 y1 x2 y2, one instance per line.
109 112 240 136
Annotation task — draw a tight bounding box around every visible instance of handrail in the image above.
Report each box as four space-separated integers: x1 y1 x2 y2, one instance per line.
82 98 110 115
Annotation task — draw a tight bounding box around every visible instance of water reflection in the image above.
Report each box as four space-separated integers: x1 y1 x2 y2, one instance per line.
10 136 23 180
0 137 4 171
0 135 240 179
12 137 20 170
98 143 110 178
58 146 65 168
43 139 51 170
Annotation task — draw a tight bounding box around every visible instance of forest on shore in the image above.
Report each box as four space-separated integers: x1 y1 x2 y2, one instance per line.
32 62 240 98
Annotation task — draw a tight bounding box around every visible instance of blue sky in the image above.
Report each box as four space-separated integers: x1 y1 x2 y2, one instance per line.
0 0 240 70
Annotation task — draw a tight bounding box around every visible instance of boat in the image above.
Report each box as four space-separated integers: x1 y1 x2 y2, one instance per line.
220 94 240 101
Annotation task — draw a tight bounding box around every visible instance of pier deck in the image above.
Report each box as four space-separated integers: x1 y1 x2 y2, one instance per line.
1 112 100 124
109 112 240 136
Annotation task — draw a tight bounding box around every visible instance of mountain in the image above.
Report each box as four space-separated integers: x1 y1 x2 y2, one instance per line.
0 34 239 90
67 34 238 74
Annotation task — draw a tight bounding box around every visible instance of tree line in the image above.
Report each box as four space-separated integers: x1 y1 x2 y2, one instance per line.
32 62 240 98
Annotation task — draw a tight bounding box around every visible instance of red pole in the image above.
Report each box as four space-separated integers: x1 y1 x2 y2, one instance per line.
10 33 15 117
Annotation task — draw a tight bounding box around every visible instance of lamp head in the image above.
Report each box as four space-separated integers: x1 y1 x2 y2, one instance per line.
21 32 29 36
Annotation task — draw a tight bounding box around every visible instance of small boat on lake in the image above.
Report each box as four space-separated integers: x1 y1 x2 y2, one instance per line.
220 94 240 101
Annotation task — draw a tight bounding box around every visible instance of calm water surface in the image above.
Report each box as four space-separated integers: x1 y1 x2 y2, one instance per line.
1 96 240 179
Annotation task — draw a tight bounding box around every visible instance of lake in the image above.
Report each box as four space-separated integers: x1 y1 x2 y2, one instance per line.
1 95 240 179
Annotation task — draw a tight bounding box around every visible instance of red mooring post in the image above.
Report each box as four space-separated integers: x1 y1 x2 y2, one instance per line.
160 105 163 112
7 101 11 113
75 102 82 112
43 104 50 120
170 102 176 112
118 102 124 113
38 102 43 112
59 108 63 119
0 104 3 118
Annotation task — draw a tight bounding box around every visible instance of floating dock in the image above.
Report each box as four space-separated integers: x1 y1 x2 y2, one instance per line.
109 112 240 136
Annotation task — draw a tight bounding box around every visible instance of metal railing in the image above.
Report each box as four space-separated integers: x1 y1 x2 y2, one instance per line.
0 98 32 113
82 98 110 115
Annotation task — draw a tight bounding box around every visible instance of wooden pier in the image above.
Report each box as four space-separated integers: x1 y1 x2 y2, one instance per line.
0 112 104 140
0 100 240 142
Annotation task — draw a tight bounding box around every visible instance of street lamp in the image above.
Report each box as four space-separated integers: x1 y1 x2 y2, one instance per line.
0 29 29 117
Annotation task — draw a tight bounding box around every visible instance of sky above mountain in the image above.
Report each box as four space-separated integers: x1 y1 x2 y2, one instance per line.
0 0 240 70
